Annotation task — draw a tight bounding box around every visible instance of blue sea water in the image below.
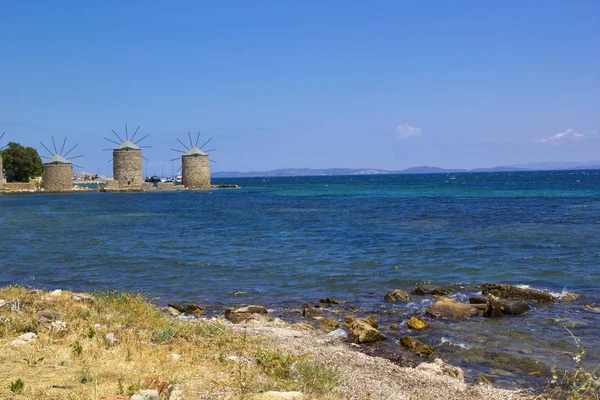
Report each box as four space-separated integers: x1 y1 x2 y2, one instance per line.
1 170 599 388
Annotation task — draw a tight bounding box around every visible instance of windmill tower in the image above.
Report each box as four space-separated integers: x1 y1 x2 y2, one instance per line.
104 124 150 187
171 131 216 189
0 132 6 188
40 137 83 192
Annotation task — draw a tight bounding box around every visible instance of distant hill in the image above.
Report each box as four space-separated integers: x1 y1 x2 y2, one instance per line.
211 162 600 178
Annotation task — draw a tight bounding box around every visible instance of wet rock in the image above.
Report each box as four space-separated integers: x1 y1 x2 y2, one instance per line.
312 316 340 332
412 286 451 296
484 295 503 318
71 293 94 303
225 305 268 323
292 322 317 332
345 316 386 343
407 316 429 330
384 289 410 302
344 305 360 312
583 304 600 313
426 298 478 319
416 358 464 381
481 283 555 303
562 293 580 302
167 302 204 315
250 392 304 400
390 323 399 329
319 297 344 305
474 374 494 385
345 315 378 329
167 307 181 317
501 300 530 315
401 336 435 355
301 303 321 317
37 311 61 323
469 296 488 304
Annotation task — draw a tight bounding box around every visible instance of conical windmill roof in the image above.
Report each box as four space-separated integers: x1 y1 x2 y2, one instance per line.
183 147 208 157
114 140 141 151
44 154 71 165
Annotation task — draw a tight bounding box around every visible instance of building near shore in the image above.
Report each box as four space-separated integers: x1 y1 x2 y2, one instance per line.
182 146 210 189
43 154 73 192
113 140 143 187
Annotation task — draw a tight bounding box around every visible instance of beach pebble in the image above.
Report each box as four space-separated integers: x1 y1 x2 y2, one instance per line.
326 328 348 339
171 353 182 361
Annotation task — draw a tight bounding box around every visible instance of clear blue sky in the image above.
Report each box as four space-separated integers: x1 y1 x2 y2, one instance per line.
1 1 598 175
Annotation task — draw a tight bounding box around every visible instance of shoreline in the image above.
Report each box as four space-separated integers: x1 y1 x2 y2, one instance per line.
0 286 534 400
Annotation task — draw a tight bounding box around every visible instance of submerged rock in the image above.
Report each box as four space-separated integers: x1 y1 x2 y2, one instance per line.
319 297 344 305
407 316 429 330
345 316 386 343
481 283 555 303
583 304 600 313
412 286 451 296
225 305 268 323
384 289 410 302
426 298 478 319
400 336 435 355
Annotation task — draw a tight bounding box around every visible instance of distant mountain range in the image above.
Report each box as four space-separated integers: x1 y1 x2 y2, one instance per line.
211 161 600 178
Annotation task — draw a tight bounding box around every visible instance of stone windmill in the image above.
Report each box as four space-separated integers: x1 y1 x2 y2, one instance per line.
104 124 150 187
170 131 217 189
0 132 6 188
39 137 83 192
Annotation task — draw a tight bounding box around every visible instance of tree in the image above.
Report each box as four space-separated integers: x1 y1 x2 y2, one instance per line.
0 142 43 182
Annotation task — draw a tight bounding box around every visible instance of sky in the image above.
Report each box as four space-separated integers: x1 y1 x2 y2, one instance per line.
0 1 599 176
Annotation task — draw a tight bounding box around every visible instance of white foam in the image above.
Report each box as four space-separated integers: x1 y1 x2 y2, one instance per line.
440 337 471 350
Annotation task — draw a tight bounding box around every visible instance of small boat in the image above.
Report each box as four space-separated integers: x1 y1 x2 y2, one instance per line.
144 176 161 183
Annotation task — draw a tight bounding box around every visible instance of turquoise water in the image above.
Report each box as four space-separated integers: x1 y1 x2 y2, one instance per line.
1 170 599 388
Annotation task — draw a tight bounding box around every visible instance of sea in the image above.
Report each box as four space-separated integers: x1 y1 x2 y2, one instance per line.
1 170 599 390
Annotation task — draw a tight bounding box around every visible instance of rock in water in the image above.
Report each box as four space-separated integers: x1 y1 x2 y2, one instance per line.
501 300 530 315
384 289 410 302
412 286 451 296
167 302 204 315
225 305 268 323
481 283 555 303
426 298 478 319
484 295 503 318
319 297 344 305
407 316 429 329
400 336 435 355
345 317 386 343
312 316 340 332
469 296 488 304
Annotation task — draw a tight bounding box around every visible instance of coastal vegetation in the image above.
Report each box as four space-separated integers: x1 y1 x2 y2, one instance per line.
0 142 42 182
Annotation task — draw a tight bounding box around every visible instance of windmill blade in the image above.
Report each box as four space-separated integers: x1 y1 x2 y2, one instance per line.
210 159 218 163
200 138 212 149
107 158 113 163
176 138 189 150
0 145 8 150
111 129 124 142
59 137 67 155
73 164 84 169
170 157 181 162
63 144 78 158
125 123 128 141
188 131 193 148
41 155 49 159
51 136 58 154
170 148 185 153
0 132 5 141
104 137 120 145
40 142 54 157
134 134 149 144
195 131 201 147
69 155 84 160
142 156 150 161
177 166 182 172
204 148 218 152
102 148 113 151
130 126 140 142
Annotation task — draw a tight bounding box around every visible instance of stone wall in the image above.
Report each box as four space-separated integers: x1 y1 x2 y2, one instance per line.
43 164 73 192
182 155 210 189
113 149 143 187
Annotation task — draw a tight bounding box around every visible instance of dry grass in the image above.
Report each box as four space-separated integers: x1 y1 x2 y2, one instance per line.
0 286 342 399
